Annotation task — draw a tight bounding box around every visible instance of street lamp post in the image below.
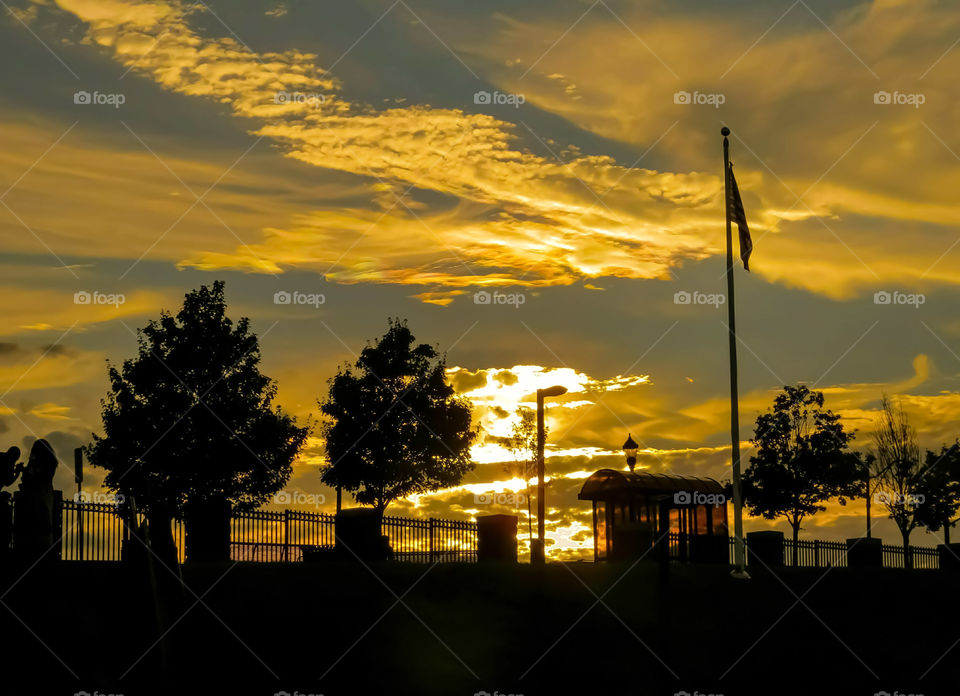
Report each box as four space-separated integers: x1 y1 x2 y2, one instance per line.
532 385 567 564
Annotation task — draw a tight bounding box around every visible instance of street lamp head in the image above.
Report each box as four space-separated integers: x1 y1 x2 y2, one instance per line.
538 385 567 398
622 433 639 472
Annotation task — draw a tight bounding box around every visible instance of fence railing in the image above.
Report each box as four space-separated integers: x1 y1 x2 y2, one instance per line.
663 534 940 570
663 533 940 569
42 502 952 569
56 501 476 563
382 516 477 563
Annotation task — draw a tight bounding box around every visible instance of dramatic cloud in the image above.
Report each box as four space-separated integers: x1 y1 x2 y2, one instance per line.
4 0 960 556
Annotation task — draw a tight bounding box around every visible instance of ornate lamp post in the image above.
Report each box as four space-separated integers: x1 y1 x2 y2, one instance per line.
622 433 639 472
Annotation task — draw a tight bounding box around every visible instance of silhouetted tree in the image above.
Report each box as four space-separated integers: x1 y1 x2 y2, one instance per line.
871 395 920 564
506 407 540 547
873 395 957 568
320 319 475 515
915 443 960 545
742 385 861 564
86 281 308 556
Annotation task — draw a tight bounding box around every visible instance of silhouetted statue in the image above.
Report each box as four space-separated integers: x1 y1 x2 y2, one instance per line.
0 446 23 559
19 440 56 493
12 439 61 561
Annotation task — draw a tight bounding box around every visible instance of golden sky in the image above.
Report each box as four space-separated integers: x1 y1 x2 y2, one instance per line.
3 0 960 557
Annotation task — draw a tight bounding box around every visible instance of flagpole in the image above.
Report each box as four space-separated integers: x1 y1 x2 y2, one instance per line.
722 126 750 579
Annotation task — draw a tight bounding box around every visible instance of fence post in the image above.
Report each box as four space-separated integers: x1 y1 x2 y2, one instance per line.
54 492 63 560
77 502 84 561
814 539 820 567
429 518 436 563
283 509 290 563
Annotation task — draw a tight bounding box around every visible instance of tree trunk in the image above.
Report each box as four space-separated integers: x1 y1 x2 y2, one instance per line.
526 484 533 545
147 505 178 570
945 518 951 546
792 524 800 566
901 528 912 570
865 475 871 539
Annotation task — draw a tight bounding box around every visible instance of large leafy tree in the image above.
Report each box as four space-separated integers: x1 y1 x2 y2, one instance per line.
320 319 475 514
742 384 861 564
86 281 308 532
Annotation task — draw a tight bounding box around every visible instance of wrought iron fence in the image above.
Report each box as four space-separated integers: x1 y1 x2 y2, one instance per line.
54 500 475 563
382 516 477 563
661 533 940 569
707 534 941 570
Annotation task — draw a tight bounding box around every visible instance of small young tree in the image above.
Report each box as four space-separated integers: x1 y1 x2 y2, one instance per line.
871 395 937 568
319 319 475 515
506 407 540 547
86 281 308 558
742 384 861 564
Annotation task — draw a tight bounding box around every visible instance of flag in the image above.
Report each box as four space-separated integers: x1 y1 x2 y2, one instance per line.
727 162 753 271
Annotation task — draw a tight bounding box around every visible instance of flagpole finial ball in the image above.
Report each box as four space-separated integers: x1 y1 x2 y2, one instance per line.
721 127 731 137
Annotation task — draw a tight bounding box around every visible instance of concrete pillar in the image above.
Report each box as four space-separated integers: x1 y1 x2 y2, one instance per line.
846 537 883 567
476 514 518 562
12 489 61 563
746 530 784 568
938 543 960 570
335 508 390 561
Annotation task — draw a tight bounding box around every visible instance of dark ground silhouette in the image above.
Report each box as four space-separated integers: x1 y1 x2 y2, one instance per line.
1 559 956 696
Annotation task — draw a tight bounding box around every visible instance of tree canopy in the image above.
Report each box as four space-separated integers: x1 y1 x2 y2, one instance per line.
319 319 475 513
742 384 861 557
86 281 308 517
914 443 960 544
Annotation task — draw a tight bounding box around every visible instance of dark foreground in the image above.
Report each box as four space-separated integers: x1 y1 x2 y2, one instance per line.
1 558 956 696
